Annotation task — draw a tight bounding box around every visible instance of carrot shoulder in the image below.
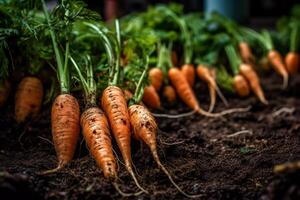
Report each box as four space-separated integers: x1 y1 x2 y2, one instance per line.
15 77 43 123
285 52 300 74
233 75 250 97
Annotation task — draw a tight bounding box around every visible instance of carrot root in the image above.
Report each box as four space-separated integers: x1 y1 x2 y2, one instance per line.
152 110 196 118
112 182 144 197
274 161 300 174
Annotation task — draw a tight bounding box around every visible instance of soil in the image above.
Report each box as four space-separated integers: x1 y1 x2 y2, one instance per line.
1 74 300 200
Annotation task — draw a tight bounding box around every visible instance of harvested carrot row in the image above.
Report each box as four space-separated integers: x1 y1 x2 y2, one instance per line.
129 104 202 198
233 75 250 97
0 80 11 107
15 77 43 123
181 64 195 87
162 85 176 104
239 64 268 104
149 67 164 91
142 85 161 109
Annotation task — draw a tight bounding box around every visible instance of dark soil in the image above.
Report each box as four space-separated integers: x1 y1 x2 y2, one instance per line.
1 74 300 200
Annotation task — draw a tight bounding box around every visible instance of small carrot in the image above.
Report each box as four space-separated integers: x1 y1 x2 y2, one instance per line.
197 65 228 112
142 85 161 109
128 104 202 198
239 64 268 104
102 86 147 193
15 77 43 123
149 67 164 91
169 68 248 117
162 85 176 104
0 80 11 107
285 52 300 74
233 75 250 97
181 64 195 87
268 50 289 89
239 42 256 64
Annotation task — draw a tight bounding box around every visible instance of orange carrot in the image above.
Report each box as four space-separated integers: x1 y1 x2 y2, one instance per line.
268 50 289 89
142 85 161 109
149 67 164 91
128 104 202 198
15 77 43 123
101 86 147 193
181 64 195 87
239 42 256 64
285 52 300 74
81 107 116 180
162 85 176 104
0 80 11 107
168 68 247 117
233 75 250 97
239 64 268 104
48 94 80 173
197 65 217 112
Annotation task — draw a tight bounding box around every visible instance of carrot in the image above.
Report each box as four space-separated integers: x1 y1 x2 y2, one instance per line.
162 85 176 104
46 94 80 173
15 77 43 123
0 80 11 107
142 85 161 109
239 64 268 104
81 107 116 180
128 104 202 198
149 67 164 91
233 75 250 97
274 161 300 174
181 64 195 87
285 52 300 74
169 68 248 117
268 50 289 89
102 85 147 193
239 42 255 64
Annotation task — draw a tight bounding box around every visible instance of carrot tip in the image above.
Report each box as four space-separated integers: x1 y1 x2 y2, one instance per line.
112 182 144 197
37 166 62 175
282 74 289 89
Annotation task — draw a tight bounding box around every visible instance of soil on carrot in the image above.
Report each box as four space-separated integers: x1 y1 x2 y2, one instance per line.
1 74 300 200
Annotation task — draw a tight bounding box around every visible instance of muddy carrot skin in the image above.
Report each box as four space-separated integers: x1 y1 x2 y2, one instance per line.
15 77 43 123
181 64 195 87
268 50 289 88
162 85 176 103
233 75 250 97
240 64 268 104
101 85 148 194
149 68 164 91
285 52 300 74
142 85 161 109
51 94 80 170
239 42 255 64
81 107 117 180
0 80 11 107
